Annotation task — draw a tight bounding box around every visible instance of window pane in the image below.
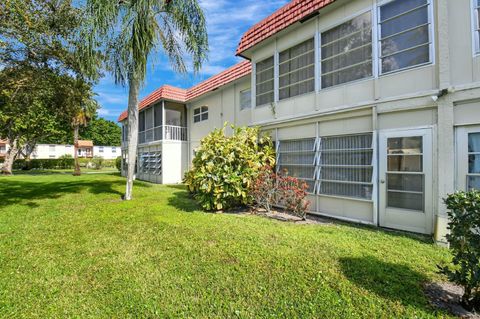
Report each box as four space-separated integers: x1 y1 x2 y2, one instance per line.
387 173 423 192
278 138 315 152
240 89 251 110
194 115 200 123
387 137 422 154
278 153 315 165
469 155 480 174
201 113 208 121
381 25 429 56
468 133 480 152
321 11 372 88
380 0 427 22
382 45 429 73
194 108 200 115
381 6 428 38
321 167 373 183
319 182 373 199
388 155 423 172
468 176 480 190
388 191 423 211
201 106 208 113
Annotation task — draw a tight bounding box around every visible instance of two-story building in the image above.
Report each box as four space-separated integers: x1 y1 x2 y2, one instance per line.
119 0 480 241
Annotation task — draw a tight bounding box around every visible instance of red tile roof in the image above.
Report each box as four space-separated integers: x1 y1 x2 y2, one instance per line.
118 61 251 122
236 0 336 56
77 140 93 147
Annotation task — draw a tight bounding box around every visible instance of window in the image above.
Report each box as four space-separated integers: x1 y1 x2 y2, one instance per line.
49 155 55 158
122 124 128 142
473 0 480 54
255 57 274 106
139 152 162 175
99 147 104 153
321 11 372 88
112 147 117 153
277 138 316 192
318 133 374 200
279 39 315 99
468 132 480 189
193 106 208 123
49 145 55 152
240 89 251 110
379 0 431 73
386 136 424 210
0 145 5 153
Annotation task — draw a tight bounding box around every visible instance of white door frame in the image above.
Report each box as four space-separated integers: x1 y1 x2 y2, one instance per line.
378 127 434 234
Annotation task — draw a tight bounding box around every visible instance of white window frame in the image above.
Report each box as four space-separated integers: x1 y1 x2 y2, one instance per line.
319 8 374 90
376 0 435 76
472 0 480 56
193 106 208 123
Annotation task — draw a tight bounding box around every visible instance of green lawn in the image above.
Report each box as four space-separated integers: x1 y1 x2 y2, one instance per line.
0 173 453 318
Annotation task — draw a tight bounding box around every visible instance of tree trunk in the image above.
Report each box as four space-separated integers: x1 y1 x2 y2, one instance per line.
124 76 140 200
1 139 19 175
73 124 81 176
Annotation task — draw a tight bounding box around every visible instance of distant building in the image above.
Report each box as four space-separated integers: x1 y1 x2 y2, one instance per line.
1 140 120 160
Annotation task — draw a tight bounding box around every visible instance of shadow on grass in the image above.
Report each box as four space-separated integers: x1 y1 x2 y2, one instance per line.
165 186 201 213
340 256 435 313
0 177 150 209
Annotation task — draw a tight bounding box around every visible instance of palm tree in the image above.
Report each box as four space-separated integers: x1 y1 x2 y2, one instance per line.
72 98 98 176
83 0 208 200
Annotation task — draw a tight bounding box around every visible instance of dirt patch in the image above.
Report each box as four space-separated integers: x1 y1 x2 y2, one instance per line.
424 282 479 318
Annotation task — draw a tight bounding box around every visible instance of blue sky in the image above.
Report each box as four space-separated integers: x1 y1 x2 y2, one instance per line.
94 0 289 122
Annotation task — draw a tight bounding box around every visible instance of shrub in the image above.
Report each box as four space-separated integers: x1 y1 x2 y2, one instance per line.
115 156 122 171
91 156 104 170
58 155 74 169
439 190 480 311
251 166 310 219
184 125 275 211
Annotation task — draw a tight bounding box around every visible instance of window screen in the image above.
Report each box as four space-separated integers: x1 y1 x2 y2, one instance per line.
276 138 316 192
193 106 208 123
321 11 372 88
318 133 374 199
240 89 251 110
255 57 274 106
379 0 431 73
279 39 315 99
139 152 162 175
468 132 480 189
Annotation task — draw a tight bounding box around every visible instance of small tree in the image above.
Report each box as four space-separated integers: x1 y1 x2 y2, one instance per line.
184 125 275 211
251 166 310 219
439 190 480 311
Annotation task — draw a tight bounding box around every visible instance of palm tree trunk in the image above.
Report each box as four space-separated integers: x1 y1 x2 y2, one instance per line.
73 124 81 176
124 76 140 200
1 138 19 175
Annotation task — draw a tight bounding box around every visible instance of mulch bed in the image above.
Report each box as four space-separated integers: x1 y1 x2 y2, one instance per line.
424 282 479 318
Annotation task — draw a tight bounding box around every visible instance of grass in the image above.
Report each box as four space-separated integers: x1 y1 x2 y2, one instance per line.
0 173 454 318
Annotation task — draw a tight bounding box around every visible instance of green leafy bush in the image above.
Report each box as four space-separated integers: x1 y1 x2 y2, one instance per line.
184 125 275 211
91 156 104 170
439 190 480 311
115 156 122 171
13 158 75 170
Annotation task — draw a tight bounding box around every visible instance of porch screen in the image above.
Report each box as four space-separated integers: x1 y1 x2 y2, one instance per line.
317 133 374 199
276 138 316 192
321 11 372 88
255 57 274 106
279 38 315 100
